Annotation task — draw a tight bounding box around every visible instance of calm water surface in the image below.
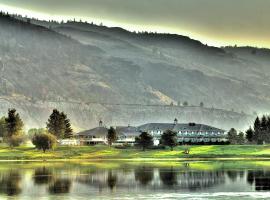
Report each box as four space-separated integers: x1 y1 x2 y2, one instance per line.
0 161 270 200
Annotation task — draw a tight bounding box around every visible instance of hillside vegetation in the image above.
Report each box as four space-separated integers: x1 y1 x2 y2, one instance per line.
1 15 268 130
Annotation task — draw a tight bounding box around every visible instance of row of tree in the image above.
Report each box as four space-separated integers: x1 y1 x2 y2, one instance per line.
0 109 73 151
106 127 177 151
245 115 270 144
136 130 177 151
227 115 270 145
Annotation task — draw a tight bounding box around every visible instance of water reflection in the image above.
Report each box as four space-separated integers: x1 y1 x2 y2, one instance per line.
107 170 117 190
159 167 178 187
247 170 270 191
226 171 238 182
0 162 269 199
49 178 72 194
0 171 21 196
135 167 154 186
33 167 53 185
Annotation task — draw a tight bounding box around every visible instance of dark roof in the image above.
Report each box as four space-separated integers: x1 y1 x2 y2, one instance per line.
138 123 175 132
116 126 141 137
173 123 224 132
138 123 225 132
77 127 108 137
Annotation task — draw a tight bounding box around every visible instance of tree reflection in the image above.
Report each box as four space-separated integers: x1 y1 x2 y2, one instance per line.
226 171 238 182
107 170 117 190
135 167 154 186
159 167 178 186
0 171 22 196
247 170 270 191
33 167 53 185
49 178 72 194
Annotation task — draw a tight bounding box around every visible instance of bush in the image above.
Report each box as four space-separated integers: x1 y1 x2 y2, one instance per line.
114 143 133 149
32 133 57 153
7 134 25 147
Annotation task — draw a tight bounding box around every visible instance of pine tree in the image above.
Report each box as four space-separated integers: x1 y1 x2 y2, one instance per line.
245 127 254 143
4 109 24 147
46 109 66 139
161 130 178 151
259 115 267 144
61 113 73 139
266 116 270 143
107 127 117 147
253 117 261 144
5 109 24 138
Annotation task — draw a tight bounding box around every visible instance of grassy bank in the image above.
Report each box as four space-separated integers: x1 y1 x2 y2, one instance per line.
0 145 270 160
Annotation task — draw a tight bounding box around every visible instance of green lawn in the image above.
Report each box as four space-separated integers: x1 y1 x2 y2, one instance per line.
0 145 270 160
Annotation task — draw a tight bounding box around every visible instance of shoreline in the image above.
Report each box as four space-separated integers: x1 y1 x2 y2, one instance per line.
1 145 270 162
1 157 270 162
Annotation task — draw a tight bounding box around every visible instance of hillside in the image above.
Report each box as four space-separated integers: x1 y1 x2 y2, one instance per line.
0 15 265 130
51 22 270 113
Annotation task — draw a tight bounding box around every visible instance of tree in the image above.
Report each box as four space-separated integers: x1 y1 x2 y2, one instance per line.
5 109 24 147
32 133 57 153
253 116 261 144
47 109 72 139
183 101 188 106
200 102 204 107
0 117 7 138
8 135 25 147
28 128 47 140
47 109 65 138
237 132 245 145
5 109 24 138
161 130 178 151
258 115 267 144
246 127 254 143
61 113 73 139
107 127 117 147
135 132 153 151
227 128 238 145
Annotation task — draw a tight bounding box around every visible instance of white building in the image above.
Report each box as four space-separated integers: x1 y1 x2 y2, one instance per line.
76 119 227 146
138 120 227 145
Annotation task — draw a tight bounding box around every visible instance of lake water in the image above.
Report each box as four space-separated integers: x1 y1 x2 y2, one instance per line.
0 161 270 199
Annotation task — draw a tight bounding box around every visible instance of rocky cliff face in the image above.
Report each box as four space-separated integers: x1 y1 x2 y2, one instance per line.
0 15 263 131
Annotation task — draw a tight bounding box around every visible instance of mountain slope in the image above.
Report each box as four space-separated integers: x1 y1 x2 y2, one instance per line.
52 21 270 113
0 15 264 130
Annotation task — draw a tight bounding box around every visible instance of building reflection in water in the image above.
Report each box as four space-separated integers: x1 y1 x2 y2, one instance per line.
0 171 22 196
76 166 226 192
0 163 255 197
247 170 270 191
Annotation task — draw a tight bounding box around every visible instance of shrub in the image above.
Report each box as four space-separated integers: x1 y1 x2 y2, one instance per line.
7 135 23 147
7 134 25 147
32 133 57 153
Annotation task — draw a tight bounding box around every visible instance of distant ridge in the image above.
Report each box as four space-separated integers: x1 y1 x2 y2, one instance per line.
0 13 267 130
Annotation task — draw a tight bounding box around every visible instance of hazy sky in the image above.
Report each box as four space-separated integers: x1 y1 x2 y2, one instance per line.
0 0 269 48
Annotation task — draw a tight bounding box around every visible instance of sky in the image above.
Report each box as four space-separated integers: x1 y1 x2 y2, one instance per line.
0 0 269 48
